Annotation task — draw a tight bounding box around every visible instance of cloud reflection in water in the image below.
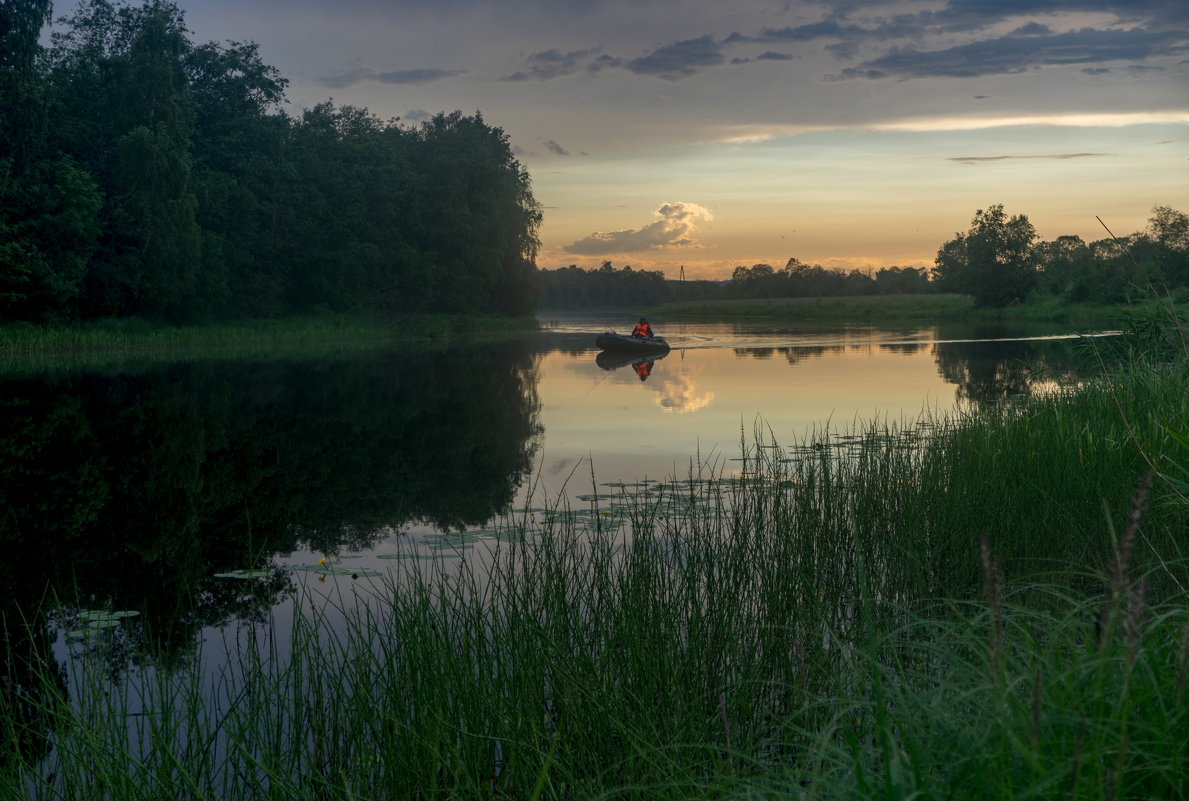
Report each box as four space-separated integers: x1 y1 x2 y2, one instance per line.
653 373 715 414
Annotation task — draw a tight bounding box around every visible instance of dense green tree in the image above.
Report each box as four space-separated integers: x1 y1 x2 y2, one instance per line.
874 265 930 294
933 205 1038 308
184 40 290 316
0 0 102 320
0 0 52 168
44 0 205 318
0 156 102 317
1139 205 1189 288
108 1 203 318
412 111 541 315
6 1 545 323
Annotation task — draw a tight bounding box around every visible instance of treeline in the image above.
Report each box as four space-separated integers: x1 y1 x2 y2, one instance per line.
0 0 541 323
537 261 670 308
933 204 1189 308
539 205 1188 310
724 259 931 299
537 259 935 310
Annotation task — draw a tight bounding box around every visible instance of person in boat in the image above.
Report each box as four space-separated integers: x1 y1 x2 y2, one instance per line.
631 317 653 338
633 359 654 381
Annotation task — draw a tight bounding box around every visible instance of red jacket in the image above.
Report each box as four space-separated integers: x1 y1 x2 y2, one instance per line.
632 321 652 338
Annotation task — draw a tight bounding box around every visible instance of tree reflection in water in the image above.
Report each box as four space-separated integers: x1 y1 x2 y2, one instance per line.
0 341 542 755
932 332 1101 406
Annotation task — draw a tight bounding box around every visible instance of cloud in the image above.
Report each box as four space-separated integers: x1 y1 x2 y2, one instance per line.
824 26 1188 80
587 53 625 73
1011 22 1054 36
949 153 1114 163
502 47 601 81
543 139 570 156
734 51 797 64
625 36 725 80
932 0 1189 33
564 202 714 255
320 67 463 88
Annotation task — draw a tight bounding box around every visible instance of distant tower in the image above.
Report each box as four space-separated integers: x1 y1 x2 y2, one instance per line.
679 264 686 282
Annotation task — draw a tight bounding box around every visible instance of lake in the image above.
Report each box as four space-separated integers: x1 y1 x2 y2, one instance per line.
1 317 1112 701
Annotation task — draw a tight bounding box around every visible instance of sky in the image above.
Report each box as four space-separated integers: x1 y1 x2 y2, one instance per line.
64 0 1189 280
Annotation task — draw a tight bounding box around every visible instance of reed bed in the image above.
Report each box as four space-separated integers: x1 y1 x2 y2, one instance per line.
3 340 1187 799
0 314 536 372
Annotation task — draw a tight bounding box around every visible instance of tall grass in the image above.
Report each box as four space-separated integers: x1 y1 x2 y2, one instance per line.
0 313 537 372
3 308 1187 799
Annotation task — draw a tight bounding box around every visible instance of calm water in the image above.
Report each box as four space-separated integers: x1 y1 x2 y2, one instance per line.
2 316 1112 736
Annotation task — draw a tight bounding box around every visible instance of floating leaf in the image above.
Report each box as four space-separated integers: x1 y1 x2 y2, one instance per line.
427 541 476 551
86 618 120 629
213 569 273 580
76 609 139 626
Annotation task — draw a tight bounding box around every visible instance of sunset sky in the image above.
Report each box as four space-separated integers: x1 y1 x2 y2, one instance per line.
66 0 1189 280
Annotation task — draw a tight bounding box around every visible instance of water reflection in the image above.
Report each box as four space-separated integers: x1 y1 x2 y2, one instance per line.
572 319 1105 409
932 335 1101 405
653 373 715 414
0 343 541 656
595 348 668 381
2 321 1114 766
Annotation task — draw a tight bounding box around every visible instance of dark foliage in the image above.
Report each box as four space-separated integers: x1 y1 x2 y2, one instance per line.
1 0 541 323
538 261 670 308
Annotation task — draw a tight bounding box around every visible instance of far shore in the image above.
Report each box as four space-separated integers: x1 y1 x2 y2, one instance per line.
0 313 538 371
646 293 1129 324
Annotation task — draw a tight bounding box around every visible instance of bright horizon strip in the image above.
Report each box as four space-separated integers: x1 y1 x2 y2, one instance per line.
707 110 1189 144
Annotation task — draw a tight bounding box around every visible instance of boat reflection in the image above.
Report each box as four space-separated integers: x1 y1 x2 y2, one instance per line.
595 348 669 381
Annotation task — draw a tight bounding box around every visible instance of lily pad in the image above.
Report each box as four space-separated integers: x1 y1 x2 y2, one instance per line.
427 541 476 551
213 569 273 580
78 609 139 621
288 563 341 573
68 609 139 638
294 565 382 578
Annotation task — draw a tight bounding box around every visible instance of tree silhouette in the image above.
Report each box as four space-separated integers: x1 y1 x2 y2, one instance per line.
933 205 1037 308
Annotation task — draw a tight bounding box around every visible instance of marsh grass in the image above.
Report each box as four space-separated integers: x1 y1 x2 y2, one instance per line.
3 328 1188 799
0 313 536 372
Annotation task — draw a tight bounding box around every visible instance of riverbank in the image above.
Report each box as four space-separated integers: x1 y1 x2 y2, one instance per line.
651 293 1137 324
0 313 537 370
4 332 1186 799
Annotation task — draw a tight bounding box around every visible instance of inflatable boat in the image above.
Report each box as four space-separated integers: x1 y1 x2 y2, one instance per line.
594 331 671 354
